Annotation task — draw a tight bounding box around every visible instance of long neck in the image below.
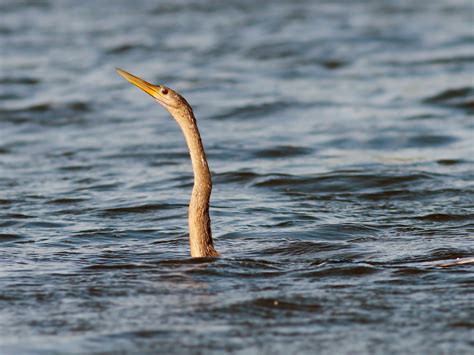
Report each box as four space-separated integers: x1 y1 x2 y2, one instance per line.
169 106 218 257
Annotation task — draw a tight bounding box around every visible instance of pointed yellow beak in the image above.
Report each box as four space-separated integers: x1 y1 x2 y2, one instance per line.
116 68 160 99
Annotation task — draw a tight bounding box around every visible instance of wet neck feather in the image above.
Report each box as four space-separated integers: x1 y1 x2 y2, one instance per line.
169 106 218 257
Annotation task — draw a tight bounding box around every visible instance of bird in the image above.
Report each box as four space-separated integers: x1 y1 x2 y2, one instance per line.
116 68 218 258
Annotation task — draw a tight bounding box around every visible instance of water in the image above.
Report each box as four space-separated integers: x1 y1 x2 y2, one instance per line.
1 0 473 353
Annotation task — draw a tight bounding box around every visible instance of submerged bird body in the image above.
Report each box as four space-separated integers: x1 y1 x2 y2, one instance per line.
117 69 218 257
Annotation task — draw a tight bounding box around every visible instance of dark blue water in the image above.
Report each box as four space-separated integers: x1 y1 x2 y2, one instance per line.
1 0 473 354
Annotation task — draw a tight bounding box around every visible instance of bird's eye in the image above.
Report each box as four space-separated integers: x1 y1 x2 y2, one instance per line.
161 88 169 95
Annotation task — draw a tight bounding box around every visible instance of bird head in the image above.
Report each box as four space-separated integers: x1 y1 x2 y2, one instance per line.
116 68 191 113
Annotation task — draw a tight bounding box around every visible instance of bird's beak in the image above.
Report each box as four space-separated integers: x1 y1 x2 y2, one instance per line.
116 68 161 100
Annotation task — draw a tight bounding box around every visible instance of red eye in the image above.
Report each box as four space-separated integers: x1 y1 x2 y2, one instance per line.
161 88 168 95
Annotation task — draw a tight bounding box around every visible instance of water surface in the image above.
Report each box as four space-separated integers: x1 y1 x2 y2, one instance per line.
1 0 473 354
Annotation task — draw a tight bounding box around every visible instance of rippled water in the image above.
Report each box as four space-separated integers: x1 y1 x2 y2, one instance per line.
1 0 473 354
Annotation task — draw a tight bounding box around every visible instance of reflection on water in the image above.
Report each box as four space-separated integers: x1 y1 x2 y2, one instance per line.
1 0 473 354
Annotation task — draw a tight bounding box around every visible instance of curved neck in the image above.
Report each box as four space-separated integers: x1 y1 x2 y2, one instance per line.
168 106 218 257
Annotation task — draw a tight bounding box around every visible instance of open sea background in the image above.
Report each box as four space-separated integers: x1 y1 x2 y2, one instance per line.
1 0 473 354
